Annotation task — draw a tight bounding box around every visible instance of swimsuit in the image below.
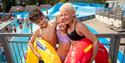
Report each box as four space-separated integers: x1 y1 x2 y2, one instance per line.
57 30 70 43
65 22 110 63
57 29 70 61
67 22 85 41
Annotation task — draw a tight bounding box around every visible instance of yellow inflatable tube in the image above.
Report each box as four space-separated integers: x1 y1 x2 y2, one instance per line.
26 38 61 63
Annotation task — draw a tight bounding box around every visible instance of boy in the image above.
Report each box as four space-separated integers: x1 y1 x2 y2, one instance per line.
28 8 57 61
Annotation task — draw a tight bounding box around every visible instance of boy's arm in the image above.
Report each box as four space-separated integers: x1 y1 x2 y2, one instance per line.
28 29 42 59
49 20 58 27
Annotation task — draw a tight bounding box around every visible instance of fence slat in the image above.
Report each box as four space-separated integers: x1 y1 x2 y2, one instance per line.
114 35 120 63
109 35 116 63
16 43 23 63
21 44 26 63
122 46 125 63
11 43 18 63
1 35 13 63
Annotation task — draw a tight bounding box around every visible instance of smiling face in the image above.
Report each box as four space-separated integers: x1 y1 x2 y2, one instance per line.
59 11 72 25
29 9 48 28
59 3 76 25
56 15 67 31
58 23 67 31
36 17 48 28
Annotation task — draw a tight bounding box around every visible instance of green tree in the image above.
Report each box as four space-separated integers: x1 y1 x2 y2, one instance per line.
69 0 106 3
11 0 16 6
91 0 106 3
3 0 16 12
0 5 3 12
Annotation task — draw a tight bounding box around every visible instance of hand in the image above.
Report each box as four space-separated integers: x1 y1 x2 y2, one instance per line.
89 57 94 63
89 60 93 63
36 53 42 60
39 59 44 63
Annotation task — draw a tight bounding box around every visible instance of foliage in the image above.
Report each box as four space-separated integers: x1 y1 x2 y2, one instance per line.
0 5 3 12
70 0 106 3
2 0 17 12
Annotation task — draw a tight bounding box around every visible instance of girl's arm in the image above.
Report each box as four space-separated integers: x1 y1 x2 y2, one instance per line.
77 22 99 62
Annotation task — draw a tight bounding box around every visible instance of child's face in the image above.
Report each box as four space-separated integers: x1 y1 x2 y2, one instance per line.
36 17 48 28
57 15 67 31
58 23 67 31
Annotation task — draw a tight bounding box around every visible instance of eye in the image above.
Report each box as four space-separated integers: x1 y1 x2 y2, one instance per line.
40 16 43 20
64 14 67 16
60 14 63 17
36 20 40 23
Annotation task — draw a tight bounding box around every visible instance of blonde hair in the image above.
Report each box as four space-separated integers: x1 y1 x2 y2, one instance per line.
59 3 75 14
55 14 61 24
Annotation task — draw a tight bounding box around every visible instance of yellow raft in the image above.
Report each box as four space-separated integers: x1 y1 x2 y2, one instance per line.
26 38 61 63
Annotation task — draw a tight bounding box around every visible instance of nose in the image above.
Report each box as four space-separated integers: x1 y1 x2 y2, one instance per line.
60 19 64 23
61 16 65 22
60 14 65 19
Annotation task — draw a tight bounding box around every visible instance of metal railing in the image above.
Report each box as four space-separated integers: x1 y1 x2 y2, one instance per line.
96 8 125 32
0 33 125 63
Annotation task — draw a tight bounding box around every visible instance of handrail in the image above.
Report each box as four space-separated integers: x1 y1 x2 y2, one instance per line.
0 33 121 36
1 33 125 37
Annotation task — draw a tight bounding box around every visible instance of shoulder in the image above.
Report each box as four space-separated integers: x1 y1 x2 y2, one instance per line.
49 21 56 24
49 19 57 24
75 22 90 35
33 28 40 36
76 22 87 29
49 20 57 27
56 29 60 35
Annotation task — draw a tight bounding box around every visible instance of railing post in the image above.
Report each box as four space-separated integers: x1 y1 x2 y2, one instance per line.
0 35 13 63
109 34 120 63
109 35 116 63
121 11 125 29
114 34 120 63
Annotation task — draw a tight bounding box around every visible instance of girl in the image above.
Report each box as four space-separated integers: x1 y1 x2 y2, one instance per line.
56 15 71 62
59 3 110 63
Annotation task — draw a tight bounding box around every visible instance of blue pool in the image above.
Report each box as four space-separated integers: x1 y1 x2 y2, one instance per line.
2 2 124 63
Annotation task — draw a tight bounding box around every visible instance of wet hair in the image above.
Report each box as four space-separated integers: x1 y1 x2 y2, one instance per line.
59 3 75 14
29 9 45 23
56 15 59 21
59 3 77 23
55 14 61 24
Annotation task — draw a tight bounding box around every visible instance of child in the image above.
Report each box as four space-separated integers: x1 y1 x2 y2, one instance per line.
19 22 23 29
59 3 110 63
28 8 57 61
0 16 2 24
13 24 16 33
56 15 71 62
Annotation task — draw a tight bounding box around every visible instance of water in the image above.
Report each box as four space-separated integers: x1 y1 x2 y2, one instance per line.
42 2 103 20
0 46 7 63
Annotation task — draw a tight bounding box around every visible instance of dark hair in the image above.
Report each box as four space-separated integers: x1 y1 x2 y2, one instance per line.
29 9 44 23
105 3 109 8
